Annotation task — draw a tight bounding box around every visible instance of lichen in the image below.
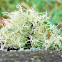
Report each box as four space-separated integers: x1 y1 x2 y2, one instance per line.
0 5 62 50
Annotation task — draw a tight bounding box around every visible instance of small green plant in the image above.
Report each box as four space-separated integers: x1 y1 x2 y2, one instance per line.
0 5 62 50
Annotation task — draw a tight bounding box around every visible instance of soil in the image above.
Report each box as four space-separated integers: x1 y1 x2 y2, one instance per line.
0 50 62 62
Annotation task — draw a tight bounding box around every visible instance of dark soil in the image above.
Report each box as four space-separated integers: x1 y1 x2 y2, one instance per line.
0 50 62 62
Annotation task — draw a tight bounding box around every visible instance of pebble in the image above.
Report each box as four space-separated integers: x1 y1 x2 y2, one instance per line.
49 51 53 54
34 56 37 59
15 53 19 56
30 48 41 51
30 58 34 61
61 55 62 57
2 54 5 57
0 58 2 61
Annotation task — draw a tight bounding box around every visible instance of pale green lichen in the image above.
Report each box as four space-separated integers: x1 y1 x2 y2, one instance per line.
0 5 62 50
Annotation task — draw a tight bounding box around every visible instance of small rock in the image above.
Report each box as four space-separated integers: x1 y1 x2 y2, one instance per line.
61 55 62 57
0 58 2 61
30 58 34 61
49 51 53 54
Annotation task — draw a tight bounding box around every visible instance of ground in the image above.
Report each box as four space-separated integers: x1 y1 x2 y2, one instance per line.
0 50 62 62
